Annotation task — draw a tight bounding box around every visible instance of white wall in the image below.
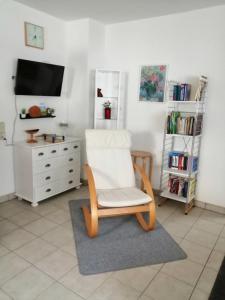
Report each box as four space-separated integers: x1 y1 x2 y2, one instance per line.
105 6 225 207
0 0 67 196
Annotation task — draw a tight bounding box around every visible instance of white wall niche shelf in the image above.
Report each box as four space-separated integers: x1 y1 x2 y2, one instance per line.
94 69 123 129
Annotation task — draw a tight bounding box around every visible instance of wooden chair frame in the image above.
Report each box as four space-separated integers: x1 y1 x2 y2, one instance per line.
82 163 156 238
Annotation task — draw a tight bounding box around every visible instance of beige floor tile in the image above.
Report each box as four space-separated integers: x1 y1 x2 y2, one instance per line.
143 272 193 300
0 220 18 237
0 229 36 250
59 266 111 298
148 263 164 271
42 225 73 247
31 201 59 216
190 288 209 300
90 277 140 300
35 249 75 280
15 238 56 263
113 266 158 292
0 253 30 286
0 289 12 300
163 222 191 238
180 239 211 265
214 237 225 253
0 245 9 257
165 211 198 226
193 218 224 236
1 266 53 300
220 226 225 238
7 211 40 226
139 295 154 300
196 267 217 294
24 217 58 236
185 228 218 248
155 206 176 223
45 209 70 225
0 203 24 218
36 282 83 300
206 250 224 271
161 259 203 286
200 210 225 225
60 241 77 259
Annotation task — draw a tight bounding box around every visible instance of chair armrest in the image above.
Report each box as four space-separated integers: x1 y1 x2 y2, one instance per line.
84 164 98 209
133 163 155 202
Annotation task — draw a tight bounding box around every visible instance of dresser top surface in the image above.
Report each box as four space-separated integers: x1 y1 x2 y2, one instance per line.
15 136 81 149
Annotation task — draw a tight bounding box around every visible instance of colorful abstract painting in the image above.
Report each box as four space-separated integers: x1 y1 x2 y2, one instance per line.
139 65 167 102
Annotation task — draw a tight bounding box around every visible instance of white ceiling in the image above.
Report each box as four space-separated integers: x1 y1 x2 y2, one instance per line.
14 0 225 24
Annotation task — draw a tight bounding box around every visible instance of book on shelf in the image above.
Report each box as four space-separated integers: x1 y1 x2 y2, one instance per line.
168 151 198 172
172 83 191 101
167 112 203 135
168 175 196 198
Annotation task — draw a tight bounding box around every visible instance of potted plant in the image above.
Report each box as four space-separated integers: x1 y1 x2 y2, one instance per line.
103 101 111 119
21 108 26 119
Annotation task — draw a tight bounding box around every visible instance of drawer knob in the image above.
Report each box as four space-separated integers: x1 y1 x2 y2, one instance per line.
69 169 74 173
51 150 57 153
45 176 51 180
46 188 51 192
38 152 44 156
68 180 73 184
69 158 73 162
45 164 51 168
63 147 68 151
73 145 78 149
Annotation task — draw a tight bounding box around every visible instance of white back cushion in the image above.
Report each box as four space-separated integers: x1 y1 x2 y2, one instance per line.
86 130 135 190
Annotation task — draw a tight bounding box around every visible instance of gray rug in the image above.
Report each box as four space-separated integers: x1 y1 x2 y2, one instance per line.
69 199 187 275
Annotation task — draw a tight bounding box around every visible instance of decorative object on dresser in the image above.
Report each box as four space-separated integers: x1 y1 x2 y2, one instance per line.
24 22 44 49
14 137 81 207
25 129 39 143
139 65 167 102
159 79 207 214
94 69 122 129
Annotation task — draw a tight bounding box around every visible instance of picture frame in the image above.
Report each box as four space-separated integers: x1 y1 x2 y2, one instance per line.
139 65 167 102
24 22 44 49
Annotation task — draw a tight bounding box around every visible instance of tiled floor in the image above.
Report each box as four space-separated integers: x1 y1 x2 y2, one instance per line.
0 186 224 300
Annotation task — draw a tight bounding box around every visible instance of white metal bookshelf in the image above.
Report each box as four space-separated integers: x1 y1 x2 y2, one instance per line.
94 69 122 129
159 80 207 214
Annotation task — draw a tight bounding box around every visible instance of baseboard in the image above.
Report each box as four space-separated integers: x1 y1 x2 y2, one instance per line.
0 193 16 203
195 200 225 215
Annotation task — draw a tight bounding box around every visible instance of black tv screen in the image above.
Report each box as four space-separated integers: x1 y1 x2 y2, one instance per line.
15 59 65 96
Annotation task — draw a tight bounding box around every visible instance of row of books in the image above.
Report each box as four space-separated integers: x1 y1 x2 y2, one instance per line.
172 83 191 101
168 175 196 198
167 112 203 135
168 151 198 172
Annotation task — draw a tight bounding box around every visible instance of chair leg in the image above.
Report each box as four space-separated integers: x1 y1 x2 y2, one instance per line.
135 201 156 231
82 206 98 238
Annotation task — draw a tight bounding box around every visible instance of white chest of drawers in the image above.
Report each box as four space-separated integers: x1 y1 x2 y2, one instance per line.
14 137 81 206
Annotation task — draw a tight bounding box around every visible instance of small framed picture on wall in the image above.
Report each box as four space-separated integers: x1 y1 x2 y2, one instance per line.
24 22 44 49
139 65 167 102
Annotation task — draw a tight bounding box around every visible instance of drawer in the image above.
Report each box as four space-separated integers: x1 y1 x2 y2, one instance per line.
59 153 80 166
59 142 80 155
34 170 59 187
35 181 60 201
33 157 61 174
32 145 59 161
60 176 77 191
60 162 80 178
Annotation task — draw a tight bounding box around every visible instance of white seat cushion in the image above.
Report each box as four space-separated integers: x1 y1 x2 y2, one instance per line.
97 187 152 208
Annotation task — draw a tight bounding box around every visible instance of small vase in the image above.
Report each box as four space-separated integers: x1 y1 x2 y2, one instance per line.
104 107 111 119
21 113 26 119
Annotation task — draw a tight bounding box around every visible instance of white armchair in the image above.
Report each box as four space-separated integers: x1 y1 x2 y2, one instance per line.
82 129 156 237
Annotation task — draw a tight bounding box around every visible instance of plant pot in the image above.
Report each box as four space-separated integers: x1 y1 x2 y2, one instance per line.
21 113 26 119
104 107 111 119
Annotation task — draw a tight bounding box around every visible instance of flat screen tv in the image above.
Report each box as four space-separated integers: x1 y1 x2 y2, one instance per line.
15 59 65 96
